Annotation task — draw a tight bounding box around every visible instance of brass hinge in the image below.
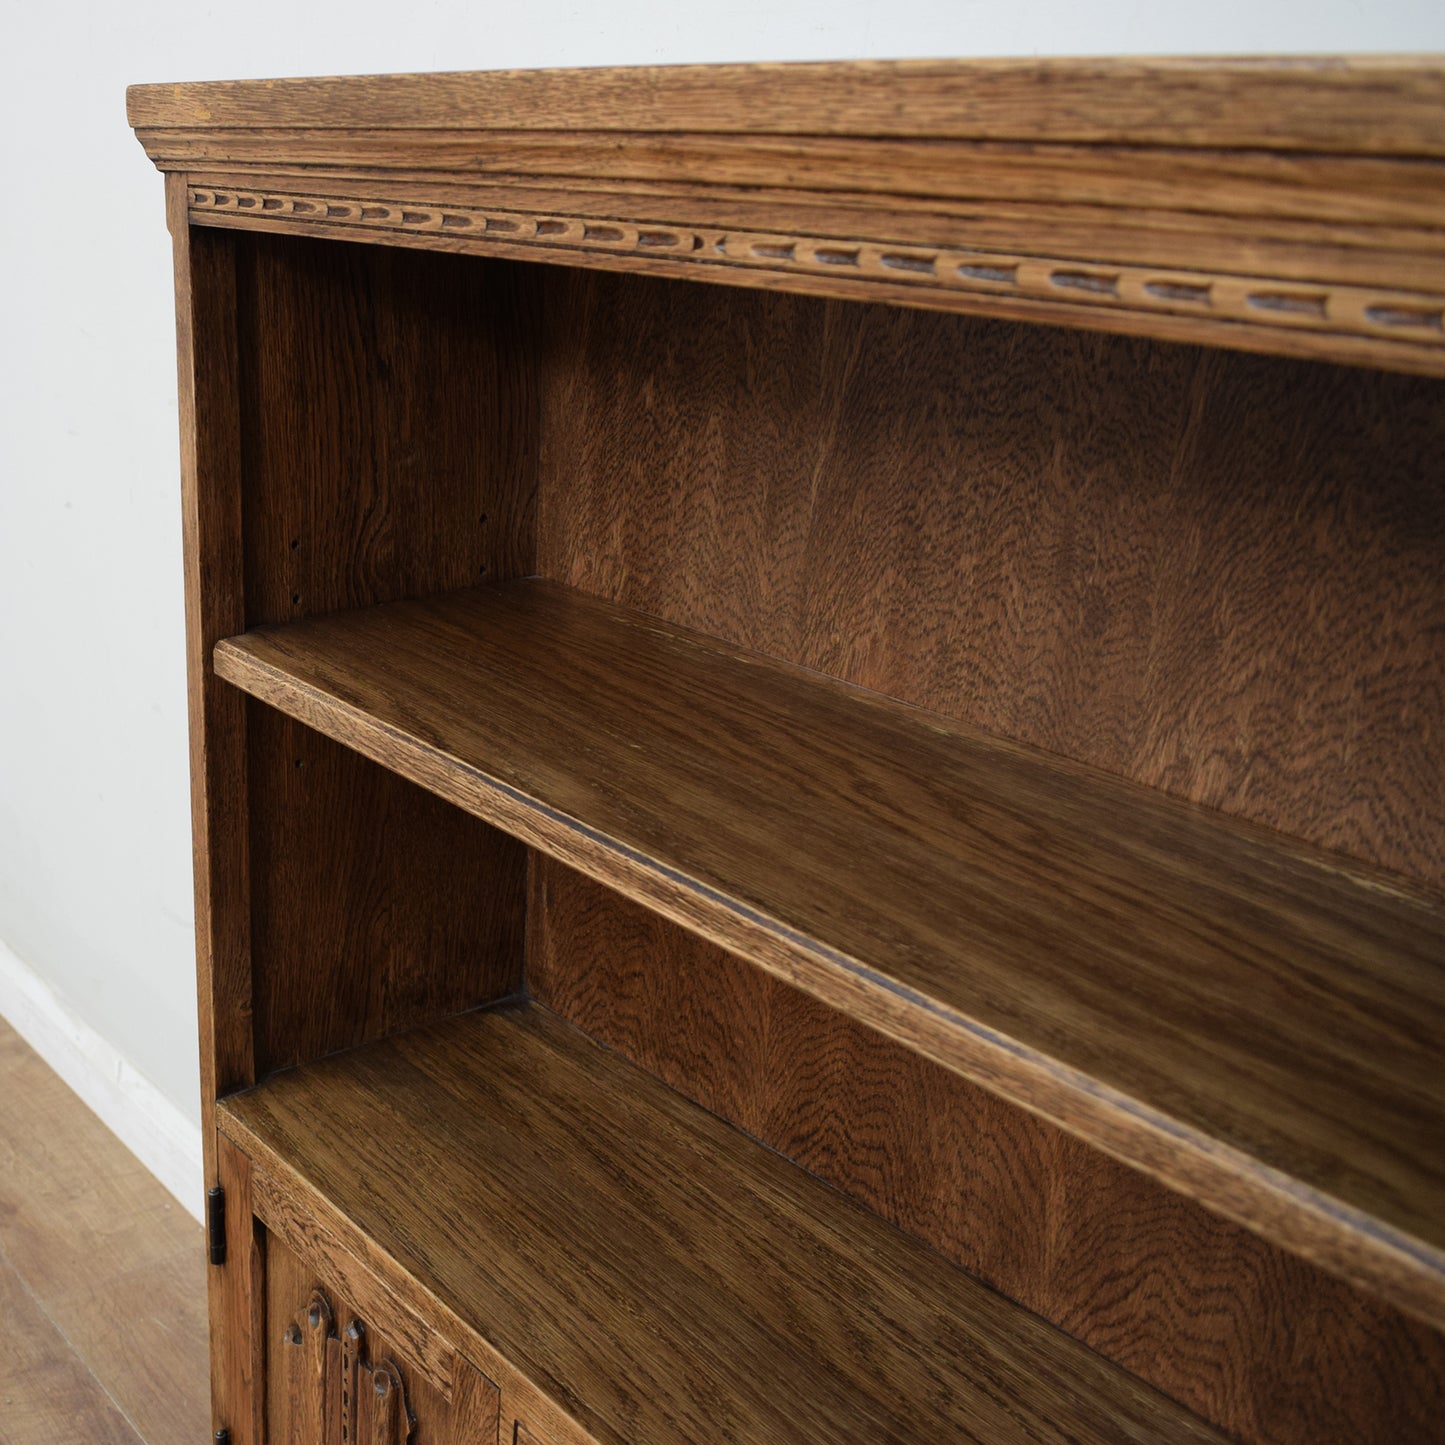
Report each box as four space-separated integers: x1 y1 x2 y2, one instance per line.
206 1185 226 1266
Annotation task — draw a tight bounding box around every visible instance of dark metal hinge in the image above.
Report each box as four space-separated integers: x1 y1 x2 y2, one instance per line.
206 1185 227 1266
214 1431 231 1444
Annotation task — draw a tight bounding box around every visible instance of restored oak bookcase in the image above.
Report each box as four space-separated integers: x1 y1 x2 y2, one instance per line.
128 58 1445 1444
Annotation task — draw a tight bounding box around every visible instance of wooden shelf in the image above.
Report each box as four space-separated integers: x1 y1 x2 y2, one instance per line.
220 1001 1226 1444
214 579 1445 1331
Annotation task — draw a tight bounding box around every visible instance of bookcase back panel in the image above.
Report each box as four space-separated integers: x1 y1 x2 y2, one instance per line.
528 856 1445 1445
537 268 1445 888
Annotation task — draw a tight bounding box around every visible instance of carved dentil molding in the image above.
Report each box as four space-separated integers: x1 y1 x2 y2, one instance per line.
189 186 1445 354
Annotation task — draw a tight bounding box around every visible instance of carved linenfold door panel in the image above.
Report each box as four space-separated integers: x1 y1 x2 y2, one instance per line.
280 1287 415 1445
280 1289 331 1443
266 1227 500 1445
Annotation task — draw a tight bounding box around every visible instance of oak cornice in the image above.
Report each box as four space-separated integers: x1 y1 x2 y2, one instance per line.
128 58 1445 374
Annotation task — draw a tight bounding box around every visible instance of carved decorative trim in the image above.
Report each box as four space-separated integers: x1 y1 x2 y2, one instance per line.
189 186 1445 352
281 1287 417 1443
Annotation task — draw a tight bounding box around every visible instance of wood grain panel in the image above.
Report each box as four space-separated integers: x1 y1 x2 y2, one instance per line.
247 708 526 1076
213 578 1445 1330
125 58 1445 155
269 1258 329 1444
233 231 537 625
167 176 252 1148
138 131 1445 227
215 1131 266 1445
231 230 537 1071
222 1003 1229 1445
264 1230 502 1445
529 858 1445 1445
538 269 1445 889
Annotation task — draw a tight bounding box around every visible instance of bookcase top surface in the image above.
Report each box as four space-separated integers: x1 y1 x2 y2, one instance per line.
127 55 1445 152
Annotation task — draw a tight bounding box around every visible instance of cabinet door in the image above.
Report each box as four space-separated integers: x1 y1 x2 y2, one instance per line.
267 1230 499 1444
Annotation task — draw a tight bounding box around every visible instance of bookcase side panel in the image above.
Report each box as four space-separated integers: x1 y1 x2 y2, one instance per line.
229 232 539 1074
247 709 527 1074
168 173 261 1442
170 178 254 1148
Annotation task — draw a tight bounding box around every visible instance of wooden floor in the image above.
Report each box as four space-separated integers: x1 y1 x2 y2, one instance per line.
0 1018 208 1443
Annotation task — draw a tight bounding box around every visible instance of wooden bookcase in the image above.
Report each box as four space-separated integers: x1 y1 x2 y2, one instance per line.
128 59 1445 1444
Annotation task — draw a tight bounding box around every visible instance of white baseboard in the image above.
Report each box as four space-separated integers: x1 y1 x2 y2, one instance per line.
0 937 204 1220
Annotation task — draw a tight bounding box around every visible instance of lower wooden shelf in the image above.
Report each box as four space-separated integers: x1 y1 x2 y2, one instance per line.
216 579 1445 1331
220 1001 1225 1445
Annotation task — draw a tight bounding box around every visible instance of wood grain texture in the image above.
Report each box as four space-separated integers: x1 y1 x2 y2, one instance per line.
0 1251 142 1445
446 1361 504 1445
129 61 1445 373
215 1132 267 1445
179 167 1445 293
182 183 1445 379
125 57 1445 154
138 131 1445 227
216 575 1445 1323
233 231 537 626
222 1002 1229 1445
273 1275 329 1444
213 577 1445 1329
168 176 251 1142
246 706 526 1077
264 1231 501 1445
531 858 1445 1445
166 176 257 1444
231 230 537 1073
538 270 1445 889
0 1021 209 1445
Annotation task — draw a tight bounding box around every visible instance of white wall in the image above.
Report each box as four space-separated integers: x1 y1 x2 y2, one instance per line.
2 2 1443 1196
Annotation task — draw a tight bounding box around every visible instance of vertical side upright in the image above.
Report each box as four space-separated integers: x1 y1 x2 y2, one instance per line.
167 172 258 1442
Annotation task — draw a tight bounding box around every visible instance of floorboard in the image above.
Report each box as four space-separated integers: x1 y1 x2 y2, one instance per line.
0 1018 208 1443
